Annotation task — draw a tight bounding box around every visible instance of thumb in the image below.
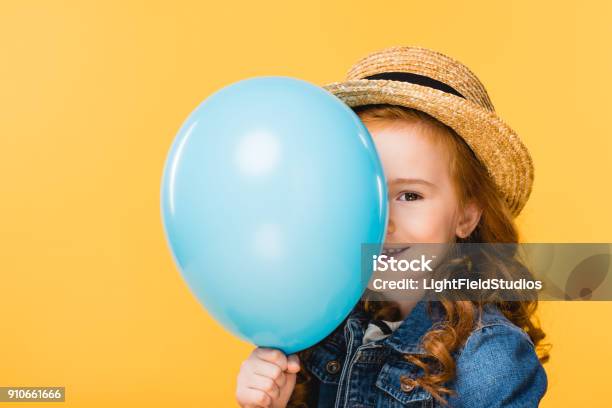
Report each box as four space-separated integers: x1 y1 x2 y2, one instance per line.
275 371 297 408
286 354 301 374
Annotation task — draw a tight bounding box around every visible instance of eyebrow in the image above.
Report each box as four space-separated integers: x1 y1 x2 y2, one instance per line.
388 178 436 188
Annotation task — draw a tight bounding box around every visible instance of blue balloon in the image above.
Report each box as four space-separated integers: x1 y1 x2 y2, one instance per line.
160 77 387 354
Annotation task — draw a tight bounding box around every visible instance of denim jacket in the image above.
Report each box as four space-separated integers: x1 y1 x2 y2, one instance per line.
301 300 547 407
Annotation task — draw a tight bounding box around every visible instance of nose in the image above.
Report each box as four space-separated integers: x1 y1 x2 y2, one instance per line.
386 218 396 236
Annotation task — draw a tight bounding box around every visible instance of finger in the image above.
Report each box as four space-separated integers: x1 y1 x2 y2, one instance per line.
287 354 301 374
236 387 271 408
249 374 280 400
254 348 288 371
249 360 286 388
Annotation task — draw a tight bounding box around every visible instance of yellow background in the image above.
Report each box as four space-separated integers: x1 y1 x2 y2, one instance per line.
1 1 611 406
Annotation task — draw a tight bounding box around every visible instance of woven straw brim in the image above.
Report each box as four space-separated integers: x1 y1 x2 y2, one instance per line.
324 79 534 217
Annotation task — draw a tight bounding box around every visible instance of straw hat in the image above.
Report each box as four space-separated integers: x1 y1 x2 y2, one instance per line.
323 46 534 217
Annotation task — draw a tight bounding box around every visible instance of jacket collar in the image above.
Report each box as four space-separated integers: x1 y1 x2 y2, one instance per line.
348 299 446 354
386 300 442 354
346 300 508 355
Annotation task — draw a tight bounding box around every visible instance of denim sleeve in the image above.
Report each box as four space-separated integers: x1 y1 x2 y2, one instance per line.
446 323 548 408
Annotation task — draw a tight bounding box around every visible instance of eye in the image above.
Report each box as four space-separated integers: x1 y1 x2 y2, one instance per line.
397 192 422 201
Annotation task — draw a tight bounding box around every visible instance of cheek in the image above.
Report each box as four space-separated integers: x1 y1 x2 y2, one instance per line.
393 202 458 243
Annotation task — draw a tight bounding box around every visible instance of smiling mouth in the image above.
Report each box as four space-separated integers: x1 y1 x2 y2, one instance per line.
381 245 410 257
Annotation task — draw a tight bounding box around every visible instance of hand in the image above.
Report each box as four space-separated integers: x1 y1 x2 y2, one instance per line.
236 347 301 408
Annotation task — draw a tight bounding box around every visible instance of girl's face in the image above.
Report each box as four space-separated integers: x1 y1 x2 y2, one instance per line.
365 120 482 246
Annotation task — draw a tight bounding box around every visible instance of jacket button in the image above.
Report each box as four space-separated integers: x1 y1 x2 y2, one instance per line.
400 380 415 392
325 360 340 374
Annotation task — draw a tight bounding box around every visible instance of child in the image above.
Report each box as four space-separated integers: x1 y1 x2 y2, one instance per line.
235 46 549 408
